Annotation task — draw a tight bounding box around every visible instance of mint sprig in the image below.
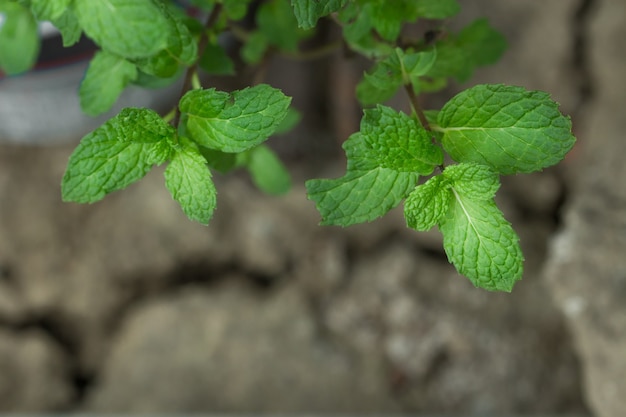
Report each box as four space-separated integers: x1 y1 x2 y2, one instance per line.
42 0 578 292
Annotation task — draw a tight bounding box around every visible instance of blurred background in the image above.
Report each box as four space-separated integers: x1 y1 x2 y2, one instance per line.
0 0 624 416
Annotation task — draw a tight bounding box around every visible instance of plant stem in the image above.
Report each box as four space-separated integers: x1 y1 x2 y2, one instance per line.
404 83 430 131
172 3 223 128
404 83 444 171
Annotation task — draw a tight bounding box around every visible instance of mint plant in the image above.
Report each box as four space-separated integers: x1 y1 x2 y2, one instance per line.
0 0 576 292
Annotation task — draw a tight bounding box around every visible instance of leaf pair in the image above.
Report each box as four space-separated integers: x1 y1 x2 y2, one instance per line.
306 105 442 225
62 84 292 225
405 163 522 292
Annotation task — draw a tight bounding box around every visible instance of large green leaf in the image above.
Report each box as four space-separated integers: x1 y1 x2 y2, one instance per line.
72 0 170 58
360 105 443 173
0 2 39 75
306 132 419 226
180 84 291 153
435 84 576 174
62 108 174 203
79 51 138 116
440 190 523 292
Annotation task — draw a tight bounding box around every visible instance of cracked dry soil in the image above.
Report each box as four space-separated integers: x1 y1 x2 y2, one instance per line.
0 0 615 414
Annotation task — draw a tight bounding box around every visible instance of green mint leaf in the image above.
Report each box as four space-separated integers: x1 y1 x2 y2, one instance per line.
404 175 450 231
199 43 235 76
306 133 419 226
79 51 138 116
223 0 252 20
180 84 291 153
165 138 217 225
307 168 419 226
443 163 500 200
337 4 392 58
357 47 436 106
134 5 197 78
50 9 82 47
291 0 346 29
362 1 420 42
427 19 506 82
241 31 269 64
258 0 308 53
273 107 301 135
133 68 183 89
440 191 523 292
198 148 238 174
29 0 71 21
0 2 39 75
356 79 398 107
435 84 576 174
72 0 170 59
62 108 174 203
415 0 460 19
360 105 443 174
241 145 291 195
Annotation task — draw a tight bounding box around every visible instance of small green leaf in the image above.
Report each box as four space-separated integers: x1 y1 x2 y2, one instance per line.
435 84 576 174
306 132 419 226
0 2 39 75
198 147 238 173
415 0 460 19
72 0 170 59
360 105 443 174
357 47 436 106
62 108 174 203
291 0 346 29
338 4 392 58
30 0 71 20
79 51 138 116
243 145 291 195
165 138 217 225
180 84 291 153
443 163 500 200
273 107 301 135
258 0 306 52
133 68 184 89
134 5 197 78
427 19 506 82
199 43 235 75
404 175 450 231
50 9 82 47
440 190 523 292
241 31 269 64
223 0 252 20
362 1 418 42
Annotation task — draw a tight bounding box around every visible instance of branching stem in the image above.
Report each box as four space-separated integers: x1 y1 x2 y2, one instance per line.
172 3 223 129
